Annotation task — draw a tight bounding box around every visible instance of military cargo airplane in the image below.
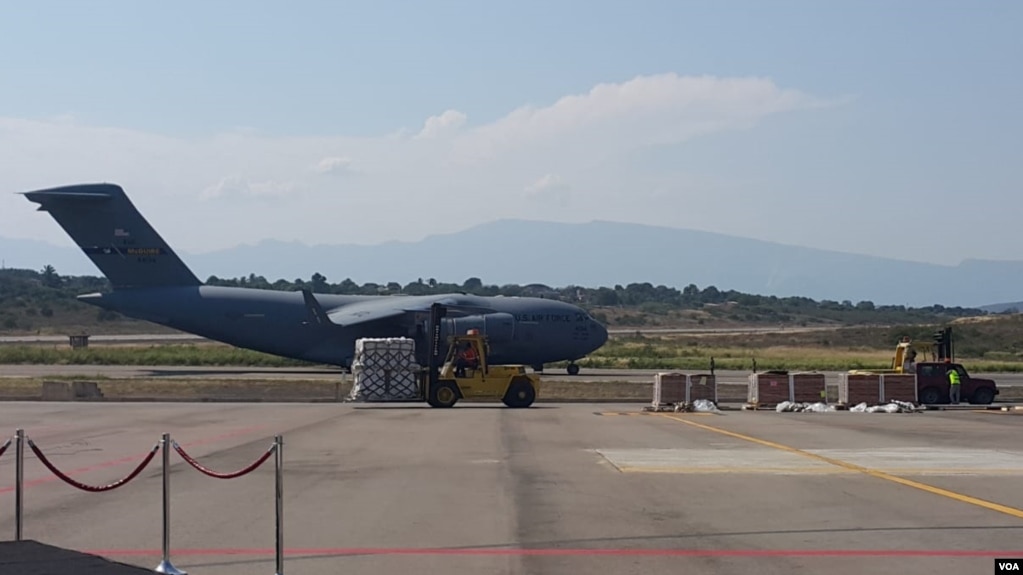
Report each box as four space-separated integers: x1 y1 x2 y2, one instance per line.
22 183 608 373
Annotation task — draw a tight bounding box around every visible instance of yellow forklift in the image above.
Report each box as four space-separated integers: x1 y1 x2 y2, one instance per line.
421 303 541 408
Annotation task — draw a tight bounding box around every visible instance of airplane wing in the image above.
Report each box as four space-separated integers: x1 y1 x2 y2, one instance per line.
326 301 409 327
399 297 499 316
302 290 499 328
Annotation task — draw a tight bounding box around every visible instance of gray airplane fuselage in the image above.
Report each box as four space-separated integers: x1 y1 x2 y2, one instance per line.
81 285 607 368
23 182 608 371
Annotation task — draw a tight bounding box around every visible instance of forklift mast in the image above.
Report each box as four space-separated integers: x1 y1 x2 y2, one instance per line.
932 326 954 363
428 303 447 388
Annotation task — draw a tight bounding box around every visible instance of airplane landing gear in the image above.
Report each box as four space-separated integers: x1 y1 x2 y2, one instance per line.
567 363 579 376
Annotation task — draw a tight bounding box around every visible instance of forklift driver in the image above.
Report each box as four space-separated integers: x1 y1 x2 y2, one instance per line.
455 342 479 377
902 349 917 373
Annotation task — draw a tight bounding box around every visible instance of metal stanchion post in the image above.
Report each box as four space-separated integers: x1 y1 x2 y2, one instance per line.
15 428 24 541
155 433 186 575
274 434 284 575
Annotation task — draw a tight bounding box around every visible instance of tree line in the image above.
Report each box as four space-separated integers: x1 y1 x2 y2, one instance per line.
0 266 997 332
202 272 984 322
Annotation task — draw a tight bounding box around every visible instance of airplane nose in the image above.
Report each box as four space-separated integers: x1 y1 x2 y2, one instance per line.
592 319 608 348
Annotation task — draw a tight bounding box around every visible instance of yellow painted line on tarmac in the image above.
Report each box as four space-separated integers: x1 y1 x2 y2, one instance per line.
616 466 852 474
596 412 714 417
889 469 1023 475
658 414 1023 521
616 466 1023 476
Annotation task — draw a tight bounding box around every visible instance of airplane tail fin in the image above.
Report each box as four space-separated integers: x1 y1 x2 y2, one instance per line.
23 183 202 289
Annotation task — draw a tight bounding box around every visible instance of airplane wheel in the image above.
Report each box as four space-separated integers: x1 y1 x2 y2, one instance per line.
567 363 580 376
532 364 544 373
428 381 460 408
503 378 536 408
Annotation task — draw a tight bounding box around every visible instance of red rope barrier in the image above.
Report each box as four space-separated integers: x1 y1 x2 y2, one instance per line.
0 437 10 461
172 441 275 479
27 439 160 493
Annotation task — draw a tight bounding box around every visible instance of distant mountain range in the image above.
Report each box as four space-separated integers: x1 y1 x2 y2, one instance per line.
2 219 1021 309
979 301 1023 314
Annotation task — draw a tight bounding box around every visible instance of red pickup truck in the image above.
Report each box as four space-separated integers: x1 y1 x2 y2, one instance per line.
913 361 999 405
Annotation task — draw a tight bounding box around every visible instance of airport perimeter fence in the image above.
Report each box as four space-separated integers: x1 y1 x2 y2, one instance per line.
0 428 285 575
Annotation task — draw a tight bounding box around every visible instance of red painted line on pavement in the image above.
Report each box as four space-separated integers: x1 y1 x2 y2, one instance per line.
0 425 267 494
84 547 1023 558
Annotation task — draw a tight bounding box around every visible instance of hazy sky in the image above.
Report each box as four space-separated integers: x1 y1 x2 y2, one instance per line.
1 0 1020 265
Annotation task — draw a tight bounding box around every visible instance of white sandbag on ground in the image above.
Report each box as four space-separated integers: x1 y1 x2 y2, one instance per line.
775 401 837 413
850 400 922 413
671 399 721 413
691 399 720 412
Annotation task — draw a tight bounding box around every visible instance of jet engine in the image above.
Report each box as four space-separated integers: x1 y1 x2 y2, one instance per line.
440 313 515 345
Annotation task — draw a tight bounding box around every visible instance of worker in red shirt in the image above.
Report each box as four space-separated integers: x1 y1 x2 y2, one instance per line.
455 343 479 376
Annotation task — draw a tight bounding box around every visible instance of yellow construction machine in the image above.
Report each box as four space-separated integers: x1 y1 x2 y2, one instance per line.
422 304 541 408
849 335 924 376
884 327 953 374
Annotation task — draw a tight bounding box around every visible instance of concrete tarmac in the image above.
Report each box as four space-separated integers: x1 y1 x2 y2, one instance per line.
2 364 1022 387
0 402 1021 575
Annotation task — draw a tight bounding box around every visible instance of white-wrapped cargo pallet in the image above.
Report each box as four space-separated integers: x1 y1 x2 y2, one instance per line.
348 337 422 401
880 373 918 404
839 373 883 406
652 372 687 407
649 373 718 411
747 372 825 408
687 373 717 404
747 372 791 407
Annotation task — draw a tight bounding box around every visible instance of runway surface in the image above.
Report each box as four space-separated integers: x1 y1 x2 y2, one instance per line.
2 364 1022 388
0 402 1021 574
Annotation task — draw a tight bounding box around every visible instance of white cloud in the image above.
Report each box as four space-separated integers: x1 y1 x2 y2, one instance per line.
450 73 826 165
415 109 467 139
523 174 571 206
200 176 244 200
314 156 355 175
201 176 299 200
0 73 835 253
